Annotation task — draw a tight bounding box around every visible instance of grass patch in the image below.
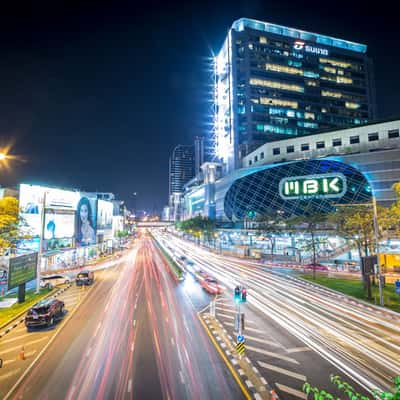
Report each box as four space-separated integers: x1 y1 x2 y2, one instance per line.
0 288 54 327
299 273 400 313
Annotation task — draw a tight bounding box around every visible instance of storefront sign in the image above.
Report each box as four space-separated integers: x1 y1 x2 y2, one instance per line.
279 173 346 200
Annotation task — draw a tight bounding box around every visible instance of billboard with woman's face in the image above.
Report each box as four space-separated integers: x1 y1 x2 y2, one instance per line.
76 196 97 246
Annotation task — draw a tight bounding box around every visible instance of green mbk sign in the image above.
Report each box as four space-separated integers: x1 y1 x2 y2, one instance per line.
279 173 347 200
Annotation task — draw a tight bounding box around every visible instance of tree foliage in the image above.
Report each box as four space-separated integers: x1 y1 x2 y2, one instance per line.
256 213 286 261
0 197 21 252
177 216 216 242
302 374 400 400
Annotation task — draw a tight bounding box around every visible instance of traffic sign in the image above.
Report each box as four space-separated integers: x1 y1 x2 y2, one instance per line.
395 280 400 288
236 341 245 356
237 335 245 343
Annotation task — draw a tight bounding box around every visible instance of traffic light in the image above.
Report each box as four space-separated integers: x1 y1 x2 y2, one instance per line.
234 286 241 303
241 288 247 302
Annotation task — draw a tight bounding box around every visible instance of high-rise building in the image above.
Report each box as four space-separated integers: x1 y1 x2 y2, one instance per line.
169 144 195 220
214 18 376 172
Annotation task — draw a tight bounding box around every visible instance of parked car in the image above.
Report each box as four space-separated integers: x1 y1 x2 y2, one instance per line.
76 270 94 286
201 277 223 295
25 298 65 329
40 274 72 290
303 263 329 271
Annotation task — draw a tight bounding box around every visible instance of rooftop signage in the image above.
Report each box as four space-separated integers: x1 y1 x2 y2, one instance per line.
293 40 329 56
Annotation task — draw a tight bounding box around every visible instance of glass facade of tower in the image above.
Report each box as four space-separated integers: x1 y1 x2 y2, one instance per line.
214 18 376 172
169 145 195 196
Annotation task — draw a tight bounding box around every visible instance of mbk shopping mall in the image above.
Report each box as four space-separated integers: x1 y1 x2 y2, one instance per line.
182 19 400 223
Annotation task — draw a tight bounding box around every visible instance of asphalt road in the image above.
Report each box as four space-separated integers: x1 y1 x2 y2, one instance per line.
157 230 400 399
3 232 244 400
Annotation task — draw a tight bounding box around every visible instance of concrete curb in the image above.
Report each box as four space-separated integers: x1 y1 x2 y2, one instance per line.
0 284 72 339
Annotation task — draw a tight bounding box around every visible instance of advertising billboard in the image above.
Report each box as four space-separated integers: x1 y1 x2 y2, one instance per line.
8 253 38 290
76 195 97 246
44 213 75 239
97 200 113 231
19 184 80 238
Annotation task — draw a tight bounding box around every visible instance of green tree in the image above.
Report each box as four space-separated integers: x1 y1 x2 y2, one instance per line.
286 213 328 280
256 213 286 262
0 197 24 253
177 216 216 245
302 374 400 400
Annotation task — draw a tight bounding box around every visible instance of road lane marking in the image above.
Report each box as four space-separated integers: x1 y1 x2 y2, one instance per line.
245 380 254 388
258 361 306 381
0 368 21 381
94 322 102 337
286 347 311 354
197 313 252 400
224 322 264 334
85 346 92 357
0 333 31 345
1 336 49 355
171 338 175 346
276 383 308 399
133 319 136 327
246 345 299 364
127 379 132 393
244 335 282 348
179 370 185 384
217 312 256 325
131 342 134 352
216 306 235 314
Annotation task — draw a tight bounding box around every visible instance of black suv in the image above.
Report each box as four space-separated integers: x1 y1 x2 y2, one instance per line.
25 298 65 329
76 270 94 286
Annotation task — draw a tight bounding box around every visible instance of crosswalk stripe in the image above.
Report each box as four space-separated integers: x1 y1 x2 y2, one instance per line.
246 345 299 364
276 383 308 399
258 361 306 381
216 306 235 313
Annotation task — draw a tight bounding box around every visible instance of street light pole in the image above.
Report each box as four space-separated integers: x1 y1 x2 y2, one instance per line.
36 190 47 293
372 196 384 306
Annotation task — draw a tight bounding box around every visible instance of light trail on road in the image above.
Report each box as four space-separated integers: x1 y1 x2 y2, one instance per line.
158 231 400 393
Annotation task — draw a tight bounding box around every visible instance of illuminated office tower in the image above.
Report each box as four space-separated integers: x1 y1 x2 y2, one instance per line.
214 18 376 172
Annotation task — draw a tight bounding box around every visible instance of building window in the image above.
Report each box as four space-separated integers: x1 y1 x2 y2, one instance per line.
388 129 399 139
316 141 325 149
254 155 258 162
273 148 280 155
332 138 342 147
249 160 252 166
368 132 379 142
301 143 309 151
260 152 265 159
286 145 294 153
349 135 360 144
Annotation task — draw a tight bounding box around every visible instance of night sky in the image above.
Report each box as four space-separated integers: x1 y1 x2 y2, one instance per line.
0 0 399 212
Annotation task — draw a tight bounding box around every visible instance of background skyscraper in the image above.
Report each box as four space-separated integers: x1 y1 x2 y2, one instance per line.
214 18 376 173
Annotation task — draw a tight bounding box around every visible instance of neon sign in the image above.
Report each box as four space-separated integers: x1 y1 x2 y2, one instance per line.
293 40 329 56
279 173 346 200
